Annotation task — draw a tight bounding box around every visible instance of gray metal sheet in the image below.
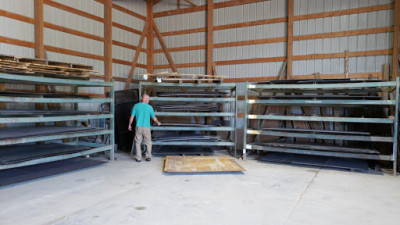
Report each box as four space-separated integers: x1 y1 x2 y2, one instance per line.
0 126 99 140
0 143 91 165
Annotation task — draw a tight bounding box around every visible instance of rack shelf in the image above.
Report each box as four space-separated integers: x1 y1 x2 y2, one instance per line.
0 73 115 170
243 78 399 175
139 82 237 156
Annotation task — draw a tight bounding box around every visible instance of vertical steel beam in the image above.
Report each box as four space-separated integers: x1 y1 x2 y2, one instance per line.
110 79 115 161
393 0 399 78
207 0 214 75
234 85 238 157
393 77 399 175
104 0 113 93
147 0 154 74
243 82 248 160
34 0 45 112
286 0 294 79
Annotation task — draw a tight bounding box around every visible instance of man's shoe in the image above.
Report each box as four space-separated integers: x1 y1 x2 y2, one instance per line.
135 158 141 162
146 158 151 162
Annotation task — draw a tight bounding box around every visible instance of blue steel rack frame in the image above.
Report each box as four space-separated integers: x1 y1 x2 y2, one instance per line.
0 73 115 170
139 82 238 156
243 78 400 175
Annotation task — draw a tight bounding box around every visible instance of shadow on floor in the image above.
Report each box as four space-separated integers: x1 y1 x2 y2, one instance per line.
0 158 106 187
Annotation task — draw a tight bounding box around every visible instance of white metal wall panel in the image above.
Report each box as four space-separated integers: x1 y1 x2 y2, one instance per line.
293 0 394 76
1 0 147 99
112 8 145 32
53 0 104 17
0 0 34 17
154 0 395 79
113 0 147 16
153 0 207 13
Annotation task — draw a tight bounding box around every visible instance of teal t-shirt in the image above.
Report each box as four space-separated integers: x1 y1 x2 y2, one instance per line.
131 103 155 128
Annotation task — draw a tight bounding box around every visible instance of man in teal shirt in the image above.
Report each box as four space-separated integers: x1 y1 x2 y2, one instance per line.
128 94 161 162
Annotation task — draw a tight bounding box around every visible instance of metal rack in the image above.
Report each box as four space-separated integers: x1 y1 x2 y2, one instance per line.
0 73 114 170
243 78 399 175
139 82 237 155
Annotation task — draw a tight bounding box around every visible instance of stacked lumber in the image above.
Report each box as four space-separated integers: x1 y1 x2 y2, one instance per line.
140 71 225 83
0 55 98 79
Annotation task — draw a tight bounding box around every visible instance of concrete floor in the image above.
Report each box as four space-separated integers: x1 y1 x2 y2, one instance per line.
1 152 399 225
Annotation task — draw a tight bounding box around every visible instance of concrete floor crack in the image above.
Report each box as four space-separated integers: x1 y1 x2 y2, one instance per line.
283 168 320 225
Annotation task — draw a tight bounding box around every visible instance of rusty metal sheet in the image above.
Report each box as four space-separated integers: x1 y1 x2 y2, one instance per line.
164 156 245 173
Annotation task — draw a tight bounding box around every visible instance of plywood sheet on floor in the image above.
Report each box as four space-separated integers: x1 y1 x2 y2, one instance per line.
164 156 245 173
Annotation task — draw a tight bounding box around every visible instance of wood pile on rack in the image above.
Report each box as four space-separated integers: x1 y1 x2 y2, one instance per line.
0 55 98 79
140 72 225 83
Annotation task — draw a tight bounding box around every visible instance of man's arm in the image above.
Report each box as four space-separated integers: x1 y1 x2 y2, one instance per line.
153 117 161 126
128 115 135 131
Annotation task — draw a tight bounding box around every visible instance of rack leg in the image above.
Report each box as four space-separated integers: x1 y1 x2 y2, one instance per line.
110 80 115 161
243 82 248 160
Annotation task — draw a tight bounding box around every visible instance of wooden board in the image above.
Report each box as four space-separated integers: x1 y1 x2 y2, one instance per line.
0 55 97 79
164 156 245 173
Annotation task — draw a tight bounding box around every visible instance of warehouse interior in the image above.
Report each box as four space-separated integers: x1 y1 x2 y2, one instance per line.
0 0 400 224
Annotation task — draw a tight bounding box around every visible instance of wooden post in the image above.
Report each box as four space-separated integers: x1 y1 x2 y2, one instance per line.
177 0 180 9
0 83 5 128
153 22 178 73
34 0 45 111
207 0 213 75
393 0 399 78
345 50 349 78
125 21 149 89
147 0 154 74
104 0 113 93
286 0 294 80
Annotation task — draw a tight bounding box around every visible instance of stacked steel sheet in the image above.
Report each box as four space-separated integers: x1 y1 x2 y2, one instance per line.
156 91 228 97
155 103 220 112
153 134 220 142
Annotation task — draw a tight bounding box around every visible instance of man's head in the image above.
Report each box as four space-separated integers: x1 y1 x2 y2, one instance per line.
142 94 150 103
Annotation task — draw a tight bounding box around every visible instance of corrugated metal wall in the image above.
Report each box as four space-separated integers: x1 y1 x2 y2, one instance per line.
153 0 396 127
0 0 147 112
153 0 394 79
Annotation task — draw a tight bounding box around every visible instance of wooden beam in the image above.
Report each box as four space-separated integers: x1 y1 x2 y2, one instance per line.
155 27 393 54
44 22 104 42
44 0 103 22
155 62 205 69
154 49 392 69
113 40 148 53
154 0 265 18
93 0 147 20
0 9 34 23
154 44 206 53
104 0 112 92
112 22 143 36
34 1 44 59
207 0 213 75
0 35 35 48
147 0 154 74
293 3 394 21
184 0 197 7
44 0 143 36
161 27 207 37
393 0 399 78
157 4 393 36
153 22 177 72
34 0 45 113
293 49 392 60
0 9 148 52
125 21 149 89
287 0 293 79
110 2 147 21
0 36 146 68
